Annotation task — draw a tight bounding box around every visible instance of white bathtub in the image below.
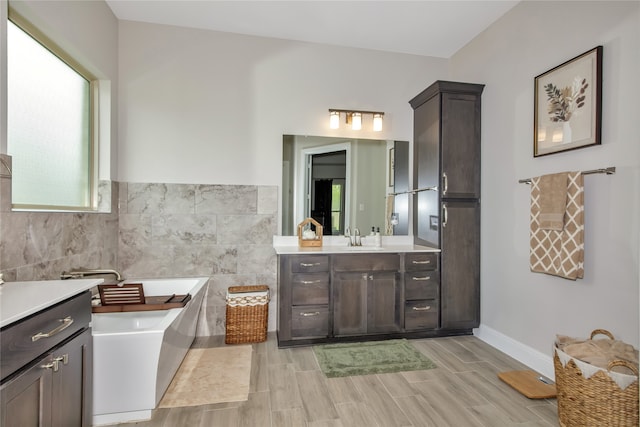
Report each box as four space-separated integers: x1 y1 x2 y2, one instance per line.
91 277 208 426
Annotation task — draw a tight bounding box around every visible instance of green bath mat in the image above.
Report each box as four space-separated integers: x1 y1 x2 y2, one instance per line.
313 339 436 378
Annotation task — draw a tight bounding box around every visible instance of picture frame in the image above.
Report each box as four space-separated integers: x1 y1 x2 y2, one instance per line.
534 46 602 157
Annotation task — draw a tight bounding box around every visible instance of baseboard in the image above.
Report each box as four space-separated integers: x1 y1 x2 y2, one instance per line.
474 324 555 380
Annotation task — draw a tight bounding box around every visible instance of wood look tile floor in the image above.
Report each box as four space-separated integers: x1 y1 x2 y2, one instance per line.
117 334 559 427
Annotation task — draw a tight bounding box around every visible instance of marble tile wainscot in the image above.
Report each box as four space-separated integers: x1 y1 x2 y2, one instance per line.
118 182 279 336
0 153 119 283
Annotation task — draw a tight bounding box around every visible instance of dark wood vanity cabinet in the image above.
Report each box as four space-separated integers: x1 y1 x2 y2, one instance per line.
0 292 93 427
440 201 480 329
404 252 439 330
278 252 452 347
410 80 484 332
278 255 330 342
333 254 401 336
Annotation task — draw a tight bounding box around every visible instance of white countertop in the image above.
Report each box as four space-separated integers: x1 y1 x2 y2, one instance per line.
0 279 103 328
273 235 440 255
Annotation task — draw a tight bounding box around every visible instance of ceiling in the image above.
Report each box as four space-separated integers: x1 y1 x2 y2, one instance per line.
105 1 520 58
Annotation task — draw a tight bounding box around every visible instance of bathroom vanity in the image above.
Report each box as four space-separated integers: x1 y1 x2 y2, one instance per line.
274 240 476 347
0 279 100 427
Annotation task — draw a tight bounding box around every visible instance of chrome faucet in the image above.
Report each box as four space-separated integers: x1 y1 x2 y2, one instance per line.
353 228 362 246
60 268 123 282
345 227 352 246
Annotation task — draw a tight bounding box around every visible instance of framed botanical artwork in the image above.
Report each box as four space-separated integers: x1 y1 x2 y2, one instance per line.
534 46 602 157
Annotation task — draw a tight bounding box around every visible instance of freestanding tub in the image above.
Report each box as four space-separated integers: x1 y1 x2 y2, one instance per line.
91 277 208 426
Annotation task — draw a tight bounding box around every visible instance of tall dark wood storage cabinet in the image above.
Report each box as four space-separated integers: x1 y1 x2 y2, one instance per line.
409 80 484 331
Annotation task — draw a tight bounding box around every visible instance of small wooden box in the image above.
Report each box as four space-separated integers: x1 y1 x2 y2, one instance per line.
297 218 323 247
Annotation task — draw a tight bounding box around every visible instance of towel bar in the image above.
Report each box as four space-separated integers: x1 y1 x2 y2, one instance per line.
388 185 438 196
518 166 615 184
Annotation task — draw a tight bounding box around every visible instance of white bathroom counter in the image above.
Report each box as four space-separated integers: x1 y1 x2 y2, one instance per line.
0 279 103 328
273 235 440 255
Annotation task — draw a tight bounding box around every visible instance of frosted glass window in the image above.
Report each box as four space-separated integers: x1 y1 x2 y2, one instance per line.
7 20 93 210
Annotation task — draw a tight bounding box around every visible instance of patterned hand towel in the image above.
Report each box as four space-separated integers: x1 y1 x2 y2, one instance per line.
385 194 395 235
538 172 569 230
530 172 584 280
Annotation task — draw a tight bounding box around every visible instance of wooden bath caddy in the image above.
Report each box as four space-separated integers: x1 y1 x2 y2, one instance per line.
91 283 192 313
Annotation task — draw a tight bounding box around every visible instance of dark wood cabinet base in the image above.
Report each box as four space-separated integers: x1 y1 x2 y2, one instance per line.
277 328 473 348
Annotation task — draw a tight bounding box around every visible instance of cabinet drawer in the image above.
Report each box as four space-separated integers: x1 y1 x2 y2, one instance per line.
332 254 399 272
291 255 329 273
405 272 439 300
405 253 438 271
292 273 329 305
404 300 438 330
1 291 91 382
291 305 329 339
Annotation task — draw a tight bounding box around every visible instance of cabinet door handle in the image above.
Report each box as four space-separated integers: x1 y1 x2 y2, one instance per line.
411 259 431 265
32 316 74 342
54 354 69 366
442 172 448 196
412 306 432 311
412 276 431 281
300 262 320 267
41 360 60 372
300 280 321 284
442 204 448 228
299 311 320 317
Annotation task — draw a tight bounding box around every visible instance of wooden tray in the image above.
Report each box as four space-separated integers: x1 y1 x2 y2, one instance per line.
498 370 557 399
92 294 191 313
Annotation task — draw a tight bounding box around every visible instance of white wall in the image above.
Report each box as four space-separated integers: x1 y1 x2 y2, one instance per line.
450 0 639 369
117 20 447 187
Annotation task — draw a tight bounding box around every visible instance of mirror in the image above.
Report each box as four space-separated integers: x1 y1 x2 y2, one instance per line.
282 135 410 236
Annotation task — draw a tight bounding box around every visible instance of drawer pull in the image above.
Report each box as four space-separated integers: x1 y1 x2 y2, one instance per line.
412 260 431 265
299 311 321 317
412 306 432 311
300 280 321 284
54 354 69 366
300 262 321 267
412 276 431 281
32 316 74 342
41 360 59 372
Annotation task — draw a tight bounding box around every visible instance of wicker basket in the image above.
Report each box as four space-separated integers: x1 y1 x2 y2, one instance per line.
554 329 639 426
225 285 270 344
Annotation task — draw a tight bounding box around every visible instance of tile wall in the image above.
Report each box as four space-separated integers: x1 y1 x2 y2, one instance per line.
0 154 119 282
118 182 278 335
0 160 278 336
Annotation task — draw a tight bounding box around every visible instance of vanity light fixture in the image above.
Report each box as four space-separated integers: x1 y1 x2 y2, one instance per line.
328 109 385 132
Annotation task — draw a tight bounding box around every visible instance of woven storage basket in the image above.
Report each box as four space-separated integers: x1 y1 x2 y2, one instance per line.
554 329 639 427
225 285 269 344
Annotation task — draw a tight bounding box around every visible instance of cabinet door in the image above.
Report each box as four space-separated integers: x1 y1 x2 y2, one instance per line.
440 201 480 329
413 94 440 247
368 272 401 333
0 355 53 427
441 92 481 199
333 272 368 336
51 329 92 427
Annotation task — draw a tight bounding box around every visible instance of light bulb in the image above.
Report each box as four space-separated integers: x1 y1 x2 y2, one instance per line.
373 113 383 131
329 111 340 129
351 112 362 130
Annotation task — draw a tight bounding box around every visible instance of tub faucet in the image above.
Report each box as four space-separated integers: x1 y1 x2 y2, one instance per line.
60 268 123 282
